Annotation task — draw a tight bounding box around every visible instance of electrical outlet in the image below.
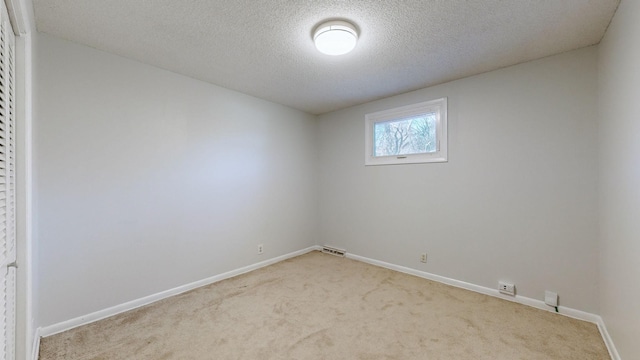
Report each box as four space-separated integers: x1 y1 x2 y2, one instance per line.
420 253 427 263
498 281 515 296
258 244 264 255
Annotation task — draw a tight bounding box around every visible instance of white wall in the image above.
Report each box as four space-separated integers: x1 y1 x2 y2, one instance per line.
318 47 600 313
35 34 318 327
598 0 640 358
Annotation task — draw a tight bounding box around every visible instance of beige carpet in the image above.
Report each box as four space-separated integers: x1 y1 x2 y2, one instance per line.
39 251 610 359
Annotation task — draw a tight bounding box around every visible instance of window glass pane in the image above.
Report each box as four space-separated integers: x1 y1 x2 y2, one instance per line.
373 113 436 157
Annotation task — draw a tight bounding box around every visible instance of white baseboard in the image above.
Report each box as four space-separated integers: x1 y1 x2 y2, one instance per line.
597 318 621 360
36 246 620 360
40 246 321 338
346 253 597 321
346 252 620 359
31 327 40 360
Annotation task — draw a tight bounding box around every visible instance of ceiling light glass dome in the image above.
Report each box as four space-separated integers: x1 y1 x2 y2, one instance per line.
314 20 358 56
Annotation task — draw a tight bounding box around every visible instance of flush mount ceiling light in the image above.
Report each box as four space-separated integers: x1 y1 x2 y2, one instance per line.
313 20 358 56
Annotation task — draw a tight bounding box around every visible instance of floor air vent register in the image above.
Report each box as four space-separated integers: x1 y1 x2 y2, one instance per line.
321 246 346 257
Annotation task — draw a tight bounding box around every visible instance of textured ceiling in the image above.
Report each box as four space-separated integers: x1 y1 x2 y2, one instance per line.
33 0 619 115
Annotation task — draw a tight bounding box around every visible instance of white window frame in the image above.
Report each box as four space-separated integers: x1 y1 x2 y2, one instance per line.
365 97 447 166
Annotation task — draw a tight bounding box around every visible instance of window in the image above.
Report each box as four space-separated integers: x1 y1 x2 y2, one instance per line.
365 97 447 165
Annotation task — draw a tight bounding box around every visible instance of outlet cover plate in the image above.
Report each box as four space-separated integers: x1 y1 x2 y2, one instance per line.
498 281 515 296
545 291 558 307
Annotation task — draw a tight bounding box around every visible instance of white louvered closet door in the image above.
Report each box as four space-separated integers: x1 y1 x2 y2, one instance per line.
0 1 16 359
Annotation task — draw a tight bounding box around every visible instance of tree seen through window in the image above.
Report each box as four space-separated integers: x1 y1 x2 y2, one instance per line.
373 113 436 157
